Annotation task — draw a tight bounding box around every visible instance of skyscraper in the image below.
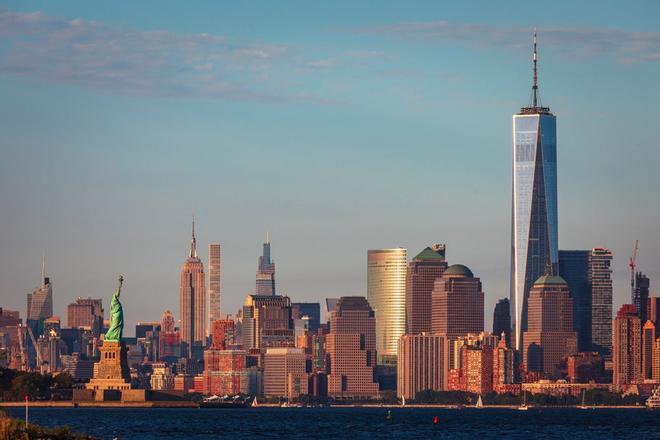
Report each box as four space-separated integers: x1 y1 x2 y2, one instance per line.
367 248 407 366
634 272 650 324
559 250 591 352
431 264 484 339
405 245 447 335
291 302 321 332
642 320 656 380
67 297 104 336
242 294 293 350
326 296 379 398
613 304 641 390
208 244 222 328
510 32 558 350
397 333 449 400
590 248 613 360
27 255 53 321
492 298 511 346
522 275 577 378
180 219 206 359
256 235 276 296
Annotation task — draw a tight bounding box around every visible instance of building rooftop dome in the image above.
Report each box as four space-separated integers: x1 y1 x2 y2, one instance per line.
444 264 473 277
533 274 567 286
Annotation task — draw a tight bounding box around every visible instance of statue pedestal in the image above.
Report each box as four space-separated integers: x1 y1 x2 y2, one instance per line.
86 340 132 400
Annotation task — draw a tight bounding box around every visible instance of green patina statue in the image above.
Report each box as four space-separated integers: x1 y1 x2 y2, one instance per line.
104 275 124 342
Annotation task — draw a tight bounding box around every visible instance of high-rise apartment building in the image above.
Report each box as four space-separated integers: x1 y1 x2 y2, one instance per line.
67 298 104 336
208 244 222 328
397 333 449 400
510 33 558 350
242 294 293 350
493 337 516 391
492 298 511 346
263 347 307 399
405 245 447 335
256 237 276 296
27 258 53 321
634 272 650 324
180 219 206 359
590 248 613 360
431 264 484 339
367 248 407 366
642 320 656 380
326 296 379 398
613 304 641 390
558 250 591 352
522 275 577 378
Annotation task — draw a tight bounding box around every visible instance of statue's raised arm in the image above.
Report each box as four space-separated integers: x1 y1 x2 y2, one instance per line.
105 275 125 342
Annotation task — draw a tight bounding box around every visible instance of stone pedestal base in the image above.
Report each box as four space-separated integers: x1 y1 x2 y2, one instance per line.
86 340 131 399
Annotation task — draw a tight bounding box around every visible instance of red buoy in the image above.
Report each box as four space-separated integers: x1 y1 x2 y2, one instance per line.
433 415 439 425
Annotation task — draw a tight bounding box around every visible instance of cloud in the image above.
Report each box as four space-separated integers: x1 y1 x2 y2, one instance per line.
0 10 302 101
355 21 660 63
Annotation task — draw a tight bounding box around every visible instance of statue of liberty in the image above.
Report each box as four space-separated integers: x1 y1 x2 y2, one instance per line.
105 275 124 341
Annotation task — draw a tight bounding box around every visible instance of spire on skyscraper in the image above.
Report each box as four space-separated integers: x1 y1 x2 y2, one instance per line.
522 30 550 114
532 29 538 108
189 215 197 259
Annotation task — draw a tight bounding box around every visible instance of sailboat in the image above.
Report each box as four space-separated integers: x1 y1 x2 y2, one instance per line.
475 395 484 408
401 396 406 407
518 391 529 411
579 389 588 410
251 396 258 408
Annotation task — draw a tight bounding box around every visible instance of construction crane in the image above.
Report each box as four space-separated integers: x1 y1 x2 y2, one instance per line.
629 240 639 303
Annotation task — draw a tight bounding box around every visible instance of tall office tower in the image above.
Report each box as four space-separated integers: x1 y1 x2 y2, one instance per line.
492 298 511 346
493 337 516 392
27 256 53 321
558 250 590 352
180 219 206 359
510 33 558 350
367 248 407 366
613 304 641 390
431 264 484 339
397 333 449 400
67 298 104 336
263 347 307 399
256 236 276 296
590 248 613 360
634 272 650 324
405 245 448 335
242 294 293 350
326 296 379 398
522 275 577 378
649 297 660 324
642 320 656 380
291 302 321 332
208 244 222 328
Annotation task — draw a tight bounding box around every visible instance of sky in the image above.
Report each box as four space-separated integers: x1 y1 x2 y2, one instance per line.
1 1 659 335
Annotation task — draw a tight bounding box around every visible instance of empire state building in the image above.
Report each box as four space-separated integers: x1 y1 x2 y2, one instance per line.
510 32 558 350
180 219 206 359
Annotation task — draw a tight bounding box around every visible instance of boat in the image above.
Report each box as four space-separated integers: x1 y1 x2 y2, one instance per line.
251 396 259 408
401 396 406 407
518 391 529 411
579 389 588 410
646 388 660 409
475 395 484 409
199 394 253 408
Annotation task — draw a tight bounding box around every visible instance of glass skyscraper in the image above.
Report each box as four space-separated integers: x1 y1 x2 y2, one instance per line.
510 33 558 350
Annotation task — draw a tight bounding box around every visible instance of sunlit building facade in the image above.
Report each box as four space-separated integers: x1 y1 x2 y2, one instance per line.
180 219 206 359
590 248 613 360
208 244 222 329
367 248 407 365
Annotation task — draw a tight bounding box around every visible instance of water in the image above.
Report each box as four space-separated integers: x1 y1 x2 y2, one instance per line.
5 407 660 439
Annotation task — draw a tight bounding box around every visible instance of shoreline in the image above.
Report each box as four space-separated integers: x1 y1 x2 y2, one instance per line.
0 401 647 409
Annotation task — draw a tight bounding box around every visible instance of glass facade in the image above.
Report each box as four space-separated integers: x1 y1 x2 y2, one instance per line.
510 111 558 350
590 248 613 360
367 248 407 366
559 250 591 352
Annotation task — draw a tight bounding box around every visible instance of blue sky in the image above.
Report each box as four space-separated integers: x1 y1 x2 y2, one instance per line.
1 1 659 333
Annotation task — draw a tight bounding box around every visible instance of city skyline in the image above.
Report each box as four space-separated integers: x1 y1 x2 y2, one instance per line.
2 2 660 333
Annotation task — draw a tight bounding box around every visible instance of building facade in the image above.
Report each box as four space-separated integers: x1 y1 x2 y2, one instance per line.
180 220 206 359
326 297 379 398
642 320 656 381
291 302 321 332
522 275 577 378
590 248 613 360
263 347 307 399
510 33 558 350
256 238 276 296
27 266 53 321
208 244 222 329
367 248 407 366
634 273 650 324
67 297 104 336
492 298 511 346
242 294 293 350
558 250 591 352
405 245 447 335
397 333 449 400
431 264 484 340
613 304 641 390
